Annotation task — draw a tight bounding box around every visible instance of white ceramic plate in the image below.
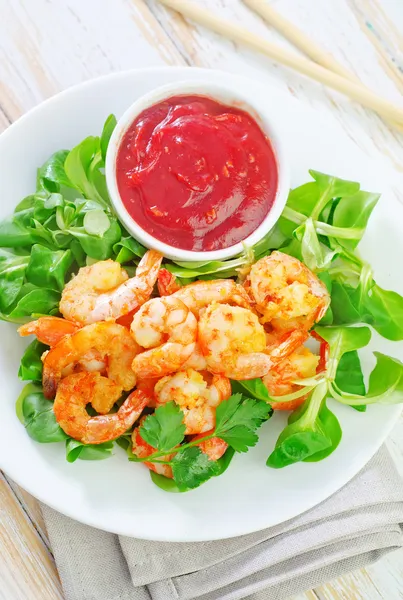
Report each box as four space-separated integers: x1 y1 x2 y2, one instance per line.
0 67 401 542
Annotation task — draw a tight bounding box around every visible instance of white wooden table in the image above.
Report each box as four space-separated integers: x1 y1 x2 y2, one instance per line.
1 1 403 598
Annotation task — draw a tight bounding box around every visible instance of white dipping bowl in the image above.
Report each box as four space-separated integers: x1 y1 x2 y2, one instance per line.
105 80 290 262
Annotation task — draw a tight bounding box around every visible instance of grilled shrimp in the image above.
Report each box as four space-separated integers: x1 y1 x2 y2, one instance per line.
131 297 197 379
198 303 272 380
172 279 251 316
53 372 149 444
18 316 79 347
263 345 319 410
246 251 330 330
42 322 140 398
59 250 162 325
19 316 109 382
154 368 231 434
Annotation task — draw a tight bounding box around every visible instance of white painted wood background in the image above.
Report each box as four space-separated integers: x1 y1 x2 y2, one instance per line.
0 0 403 598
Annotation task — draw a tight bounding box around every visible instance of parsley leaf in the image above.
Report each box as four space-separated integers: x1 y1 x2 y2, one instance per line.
216 425 260 452
215 393 271 452
139 402 186 452
171 447 221 489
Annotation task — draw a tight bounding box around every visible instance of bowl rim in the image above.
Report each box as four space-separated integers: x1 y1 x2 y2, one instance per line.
105 79 290 261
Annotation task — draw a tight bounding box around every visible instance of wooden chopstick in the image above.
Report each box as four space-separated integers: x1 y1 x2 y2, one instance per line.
157 0 403 127
242 0 402 131
242 0 357 83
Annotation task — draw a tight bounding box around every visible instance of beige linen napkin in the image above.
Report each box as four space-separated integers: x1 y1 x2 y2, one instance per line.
42 446 403 600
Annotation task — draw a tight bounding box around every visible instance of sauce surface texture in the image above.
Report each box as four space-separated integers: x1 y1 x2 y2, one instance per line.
116 95 278 251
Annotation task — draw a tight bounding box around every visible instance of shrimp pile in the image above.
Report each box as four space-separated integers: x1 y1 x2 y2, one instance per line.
19 248 329 466
131 370 231 479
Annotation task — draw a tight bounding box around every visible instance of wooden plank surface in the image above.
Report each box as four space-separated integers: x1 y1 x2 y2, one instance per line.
0 474 63 600
0 1 402 599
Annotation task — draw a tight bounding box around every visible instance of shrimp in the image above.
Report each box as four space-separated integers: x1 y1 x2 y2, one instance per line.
172 279 251 316
246 252 330 330
198 303 272 380
131 297 197 379
263 345 319 410
154 368 231 434
18 316 79 347
157 269 181 296
42 321 140 399
18 316 109 381
132 419 175 478
131 422 228 479
59 250 162 325
53 372 149 444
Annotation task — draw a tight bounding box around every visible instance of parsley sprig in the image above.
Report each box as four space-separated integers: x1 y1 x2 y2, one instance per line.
130 394 271 489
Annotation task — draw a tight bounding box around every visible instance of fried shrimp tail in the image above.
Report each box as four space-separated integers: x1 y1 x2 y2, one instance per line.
18 316 79 346
157 269 181 296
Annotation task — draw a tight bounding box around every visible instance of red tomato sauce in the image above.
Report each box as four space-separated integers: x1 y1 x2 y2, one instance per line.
116 95 278 251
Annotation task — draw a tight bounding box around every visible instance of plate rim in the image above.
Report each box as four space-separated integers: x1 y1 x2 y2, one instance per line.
0 66 401 541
